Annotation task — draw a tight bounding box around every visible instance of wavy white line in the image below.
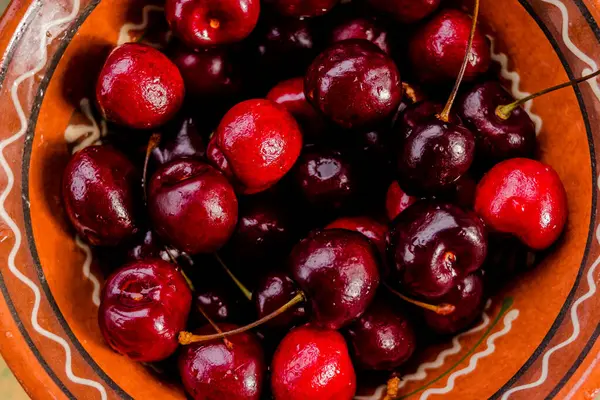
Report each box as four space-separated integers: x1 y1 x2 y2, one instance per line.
75 236 100 307
0 0 107 398
64 97 106 153
117 4 164 45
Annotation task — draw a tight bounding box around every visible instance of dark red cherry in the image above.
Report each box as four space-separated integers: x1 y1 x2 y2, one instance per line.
266 77 326 138
330 17 391 54
179 324 265 400
253 271 306 329
165 0 260 48
368 0 440 23
408 9 490 84
396 117 476 196
194 288 234 323
289 229 380 329
62 145 140 247
305 40 402 129
474 158 567 250
387 201 487 299
126 229 168 261
385 181 417 221
148 159 238 254
396 101 454 141
98 259 192 362
345 298 416 370
325 216 388 259
152 115 206 167
267 0 339 17
207 99 303 194
423 273 485 335
458 81 536 166
170 44 242 100
271 325 356 400
96 43 184 130
293 148 361 211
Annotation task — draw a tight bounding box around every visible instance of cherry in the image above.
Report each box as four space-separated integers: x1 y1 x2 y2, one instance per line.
423 273 485 335
367 0 440 24
396 101 458 141
62 145 140 247
345 298 416 370
408 9 490 84
253 271 306 329
330 17 391 54
126 229 168 261
194 288 234 323
271 325 356 400
96 43 184 130
325 216 388 259
178 324 266 400
98 259 192 362
151 115 206 167
305 39 402 129
387 201 487 299
385 181 417 221
474 158 567 250
165 0 260 48
266 77 326 138
207 99 303 194
267 0 339 17
148 159 238 254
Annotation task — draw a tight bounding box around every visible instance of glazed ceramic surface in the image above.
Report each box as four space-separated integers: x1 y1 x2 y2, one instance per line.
0 0 600 399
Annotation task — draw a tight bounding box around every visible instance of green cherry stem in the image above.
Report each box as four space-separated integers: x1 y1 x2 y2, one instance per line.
214 253 252 301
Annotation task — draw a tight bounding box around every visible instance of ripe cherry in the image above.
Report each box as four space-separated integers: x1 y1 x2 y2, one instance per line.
207 99 303 194
368 0 440 24
125 229 168 262
194 288 234 323
325 216 388 259
151 115 206 167
385 181 417 221
267 0 339 17
96 43 184 130
330 17 391 54
474 158 567 250
271 325 356 400
253 271 306 329
98 259 192 362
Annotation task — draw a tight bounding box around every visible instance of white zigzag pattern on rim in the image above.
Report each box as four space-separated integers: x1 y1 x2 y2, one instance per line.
117 4 166 46
0 0 107 398
501 0 600 397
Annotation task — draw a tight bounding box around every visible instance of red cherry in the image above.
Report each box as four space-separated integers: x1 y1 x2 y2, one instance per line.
98 259 192 362
474 158 567 250
96 43 184 130
385 181 417 221
330 17 391 54
368 0 440 23
165 0 260 48
207 99 303 194
271 325 356 400
148 159 238 254
253 271 306 329
268 0 339 17
325 216 388 258
408 9 490 84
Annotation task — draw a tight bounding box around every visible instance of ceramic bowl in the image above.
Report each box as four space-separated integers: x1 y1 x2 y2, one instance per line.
0 0 599 399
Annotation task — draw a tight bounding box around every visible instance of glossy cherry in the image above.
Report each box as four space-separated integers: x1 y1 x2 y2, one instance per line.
396 101 454 141
194 288 234 323
325 216 388 259
408 9 490 84
253 271 306 329
96 43 184 130
385 181 417 221
271 325 356 400
267 0 339 17
423 273 485 335
305 40 402 129
98 259 192 362
345 298 416 370
152 115 206 167
330 17 391 54
62 145 140 247
207 99 303 194
165 0 260 48
368 0 440 24
387 201 488 299
474 158 567 250
179 324 266 400
148 159 238 254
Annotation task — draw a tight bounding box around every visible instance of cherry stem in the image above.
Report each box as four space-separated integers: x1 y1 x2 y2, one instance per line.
213 253 252 301
496 68 600 120
179 292 306 345
164 246 196 292
142 132 161 202
383 283 455 316
196 303 233 349
437 0 481 123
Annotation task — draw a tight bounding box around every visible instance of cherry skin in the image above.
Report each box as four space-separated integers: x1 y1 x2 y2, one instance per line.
408 9 490 84
330 17 391 54
62 145 140 247
267 0 339 17
148 159 238 254
396 101 454 141
386 181 418 221
325 216 388 259
271 325 356 400
367 0 440 24
207 99 303 194
98 259 192 362
165 0 260 48
423 273 485 335
179 324 266 400
253 271 306 329
194 288 234 323
474 158 567 250
387 201 488 299
289 229 380 329
458 81 536 166
96 43 184 130
345 298 416 370
305 40 402 129
152 115 206 167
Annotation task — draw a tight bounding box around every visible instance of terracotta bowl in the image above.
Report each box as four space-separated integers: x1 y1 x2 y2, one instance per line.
0 0 599 399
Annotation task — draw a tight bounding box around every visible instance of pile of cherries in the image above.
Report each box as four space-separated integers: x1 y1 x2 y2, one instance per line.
62 0 572 398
